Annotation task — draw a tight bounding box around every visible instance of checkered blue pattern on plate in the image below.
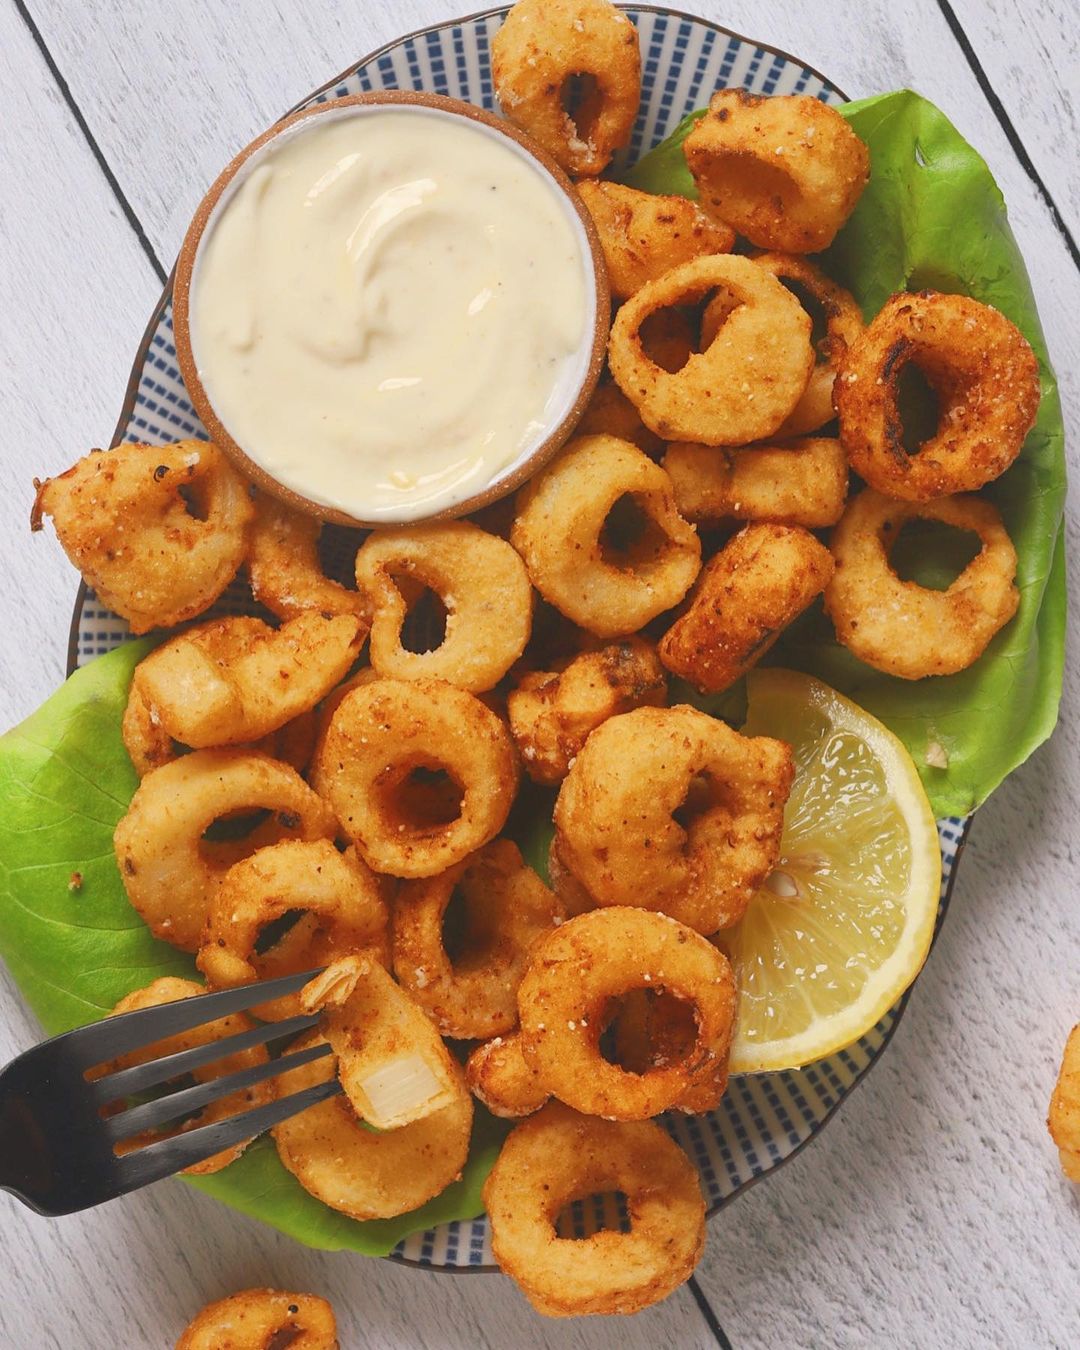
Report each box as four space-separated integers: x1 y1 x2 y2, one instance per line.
74 6 966 1272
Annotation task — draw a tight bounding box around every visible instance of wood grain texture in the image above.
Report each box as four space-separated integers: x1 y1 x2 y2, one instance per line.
2 1 1079 1347
949 0 1079 242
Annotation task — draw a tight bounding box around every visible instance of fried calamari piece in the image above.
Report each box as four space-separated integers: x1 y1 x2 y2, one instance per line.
32 439 253 633
825 489 1020 679
492 0 640 176
197 839 389 1020
553 704 793 932
510 434 700 637
508 637 667 784
355 521 533 692
663 437 848 528
659 523 835 694
577 381 665 457
393 839 563 1040
835 290 1040 500
101 978 274 1176
684 89 869 252
517 908 736 1120
577 180 734 298
1048 1023 1080 1182
466 1032 550 1118
176 1289 337 1350
318 678 519 878
113 748 336 951
247 492 369 623
608 255 814 445
273 1034 473 1221
483 1101 705 1317
300 955 464 1130
131 612 363 748
613 988 729 1115
711 253 864 436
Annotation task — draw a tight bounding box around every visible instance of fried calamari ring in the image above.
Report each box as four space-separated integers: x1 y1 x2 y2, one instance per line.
702 253 863 436
834 291 1040 500
466 1033 550 1118
393 839 562 1039
508 637 667 785
608 255 814 445
1048 1023 1080 1183
483 1101 705 1317
577 381 664 457
659 523 835 694
663 437 848 529
132 612 363 748
31 439 253 633
300 955 464 1129
547 836 597 918
247 493 369 623
553 705 793 932
510 435 700 638
517 908 736 1119
197 840 389 1020
355 522 533 692
824 489 1019 679
319 678 518 878
576 180 734 298
612 988 728 1115
273 1034 473 1220
176 1288 337 1350
683 89 870 252
113 749 337 950
492 0 640 176
102 978 273 1176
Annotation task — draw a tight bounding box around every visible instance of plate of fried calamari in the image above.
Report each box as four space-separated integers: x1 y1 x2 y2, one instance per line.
1 0 1065 1325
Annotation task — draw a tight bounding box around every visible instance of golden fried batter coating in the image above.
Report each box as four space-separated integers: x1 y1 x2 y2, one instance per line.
466 1032 550 1118
577 179 734 298
32 439 253 633
608 255 814 445
577 381 665 457
553 704 793 932
717 253 864 436
176 1288 337 1350
684 89 869 252
511 435 701 637
247 493 369 623
825 489 1020 679
483 1102 705 1317
492 0 640 176
835 291 1040 500
1049 1023 1080 1183
659 523 835 693
663 437 848 529
508 637 667 784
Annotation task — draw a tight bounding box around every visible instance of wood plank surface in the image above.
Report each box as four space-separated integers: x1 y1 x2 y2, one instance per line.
2 1 1079 1346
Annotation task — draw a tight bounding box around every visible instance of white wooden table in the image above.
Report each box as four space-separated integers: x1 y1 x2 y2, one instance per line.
1 2 1077 1346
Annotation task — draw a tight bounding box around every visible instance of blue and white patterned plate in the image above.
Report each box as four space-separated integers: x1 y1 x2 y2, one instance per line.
70 5 970 1272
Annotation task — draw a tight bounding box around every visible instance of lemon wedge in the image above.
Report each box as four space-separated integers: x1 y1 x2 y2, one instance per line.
723 668 941 1074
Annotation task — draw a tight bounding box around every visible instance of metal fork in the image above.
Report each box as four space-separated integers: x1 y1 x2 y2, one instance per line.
0 969 342 1216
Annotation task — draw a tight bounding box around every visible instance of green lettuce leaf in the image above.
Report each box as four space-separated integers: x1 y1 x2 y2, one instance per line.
0 641 507 1254
625 91 1066 816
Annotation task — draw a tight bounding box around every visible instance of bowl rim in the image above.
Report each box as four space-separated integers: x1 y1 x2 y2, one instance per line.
172 88 610 529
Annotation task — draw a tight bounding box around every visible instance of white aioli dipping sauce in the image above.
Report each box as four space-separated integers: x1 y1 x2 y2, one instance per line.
189 105 593 521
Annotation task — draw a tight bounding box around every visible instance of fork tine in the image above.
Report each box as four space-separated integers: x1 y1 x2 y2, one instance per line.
102 1040 333 1143
62 969 324 1072
113 1078 343 1193
89 1010 320 1106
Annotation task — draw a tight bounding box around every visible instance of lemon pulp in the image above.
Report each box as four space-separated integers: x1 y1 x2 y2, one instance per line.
723 668 942 1074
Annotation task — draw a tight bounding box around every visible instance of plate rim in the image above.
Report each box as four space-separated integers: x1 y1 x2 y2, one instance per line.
62 2 970 1274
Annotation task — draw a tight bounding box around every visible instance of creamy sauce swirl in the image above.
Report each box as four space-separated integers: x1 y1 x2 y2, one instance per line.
190 105 592 521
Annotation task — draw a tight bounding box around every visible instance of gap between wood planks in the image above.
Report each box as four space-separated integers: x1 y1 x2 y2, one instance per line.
7 3 1073 1349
